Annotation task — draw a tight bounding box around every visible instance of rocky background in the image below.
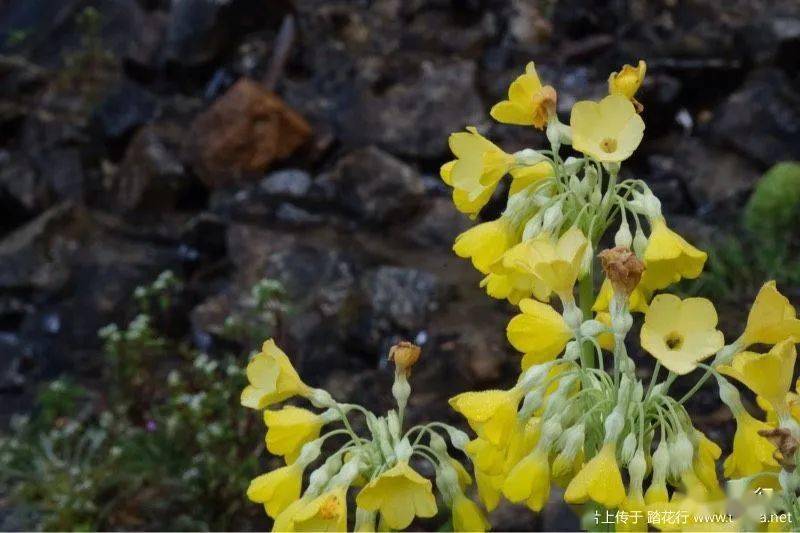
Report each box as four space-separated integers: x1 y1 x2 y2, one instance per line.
0 0 799 530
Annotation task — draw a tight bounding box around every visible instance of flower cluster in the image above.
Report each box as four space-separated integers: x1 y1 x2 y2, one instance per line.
443 60 800 531
241 340 489 531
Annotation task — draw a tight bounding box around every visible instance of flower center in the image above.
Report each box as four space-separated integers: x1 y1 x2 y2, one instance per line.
319 495 340 520
600 138 618 153
665 331 684 350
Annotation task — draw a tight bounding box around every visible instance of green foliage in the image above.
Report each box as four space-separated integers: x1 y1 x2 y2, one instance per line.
743 162 800 238
0 273 287 531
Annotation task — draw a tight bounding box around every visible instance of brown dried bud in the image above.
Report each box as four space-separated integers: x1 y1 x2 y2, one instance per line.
758 427 798 471
598 246 645 296
389 341 421 376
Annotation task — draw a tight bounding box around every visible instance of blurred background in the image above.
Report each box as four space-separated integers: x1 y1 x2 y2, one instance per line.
0 0 798 530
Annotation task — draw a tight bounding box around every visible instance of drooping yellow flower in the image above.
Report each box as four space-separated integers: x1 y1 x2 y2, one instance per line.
640 294 724 375
608 60 646 105
488 240 555 303
641 218 707 291
723 410 779 478
440 160 495 218
473 469 503 511
450 458 473 490
593 278 650 314
480 272 536 305
465 438 506 475
502 448 551 511
740 281 800 347
264 406 324 463
451 492 491 533
718 339 797 414
272 498 306 532
617 492 647 532
570 94 645 162
292 486 348 532
564 443 626 508
247 462 304 518
508 161 554 195
241 339 310 409
355 462 438 530
453 217 518 274
693 431 723 498
449 389 521 446
490 62 557 129
507 298 573 368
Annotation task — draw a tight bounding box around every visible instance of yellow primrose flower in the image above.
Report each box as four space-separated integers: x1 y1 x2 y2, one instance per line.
489 241 555 303
292 486 348 532
595 312 615 351
241 339 310 410
564 442 626 508
465 438 506 475
740 281 800 347
508 161 554 195
453 217 518 274
723 410 779 478
247 462 304 518
264 406 324 463
440 160 495 218
355 461 438 530
693 431 723 498
570 94 645 162
641 218 707 291
451 492 490 533
502 448 551 511
507 298 573 369
718 339 797 413
608 60 646 106
480 272 535 305
450 458 473 490
272 498 306 532
473 469 503 511
593 278 650 314
449 389 521 446
490 62 557 129
617 493 647 532
640 294 725 375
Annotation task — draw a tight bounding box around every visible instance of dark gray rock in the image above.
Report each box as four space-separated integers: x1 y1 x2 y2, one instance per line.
402 197 470 249
259 169 312 199
92 82 157 141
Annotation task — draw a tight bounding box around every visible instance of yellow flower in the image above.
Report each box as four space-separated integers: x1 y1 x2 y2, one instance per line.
490 62 557 129
449 389 521 446
718 339 797 414
474 469 503 511
595 312 615 351
452 492 490 532
641 218 707 291
564 443 626 508
272 498 306 532
740 281 800 347
593 278 650 314
450 458 473 490
247 463 304 518
502 448 551 511
264 406 324 463
241 339 310 409
507 298 573 369
617 493 647 532
292 487 348 532
440 161 495 218
570 94 645 162
508 161 554 195
608 60 646 105
723 410 779 478
465 438 506 475
355 462 438 530
640 294 724 375
480 272 535 305
453 217 518 274
693 431 723 498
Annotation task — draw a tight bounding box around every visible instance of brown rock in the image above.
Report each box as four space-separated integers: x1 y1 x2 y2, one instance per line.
185 78 312 187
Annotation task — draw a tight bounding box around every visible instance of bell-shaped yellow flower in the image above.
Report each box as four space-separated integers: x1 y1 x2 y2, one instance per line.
564 443 626 508
570 94 644 162
640 294 724 375
480 272 534 305
465 438 506 475
490 62 556 129
723 410 779 478
507 298 573 368
718 339 797 413
452 492 490 532
593 278 650 314
291 486 348 532
617 492 647 532
502 448 551 511
272 498 306 532
355 461 438 530
608 60 646 102
693 431 723 498
474 469 503 511
440 160 495 218
241 339 310 409
453 217 518 274
641 218 707 291
488 241 555 304
508 161 554 195
247 462 304 518
449 389 521 446
740 281 800 347
264 406 324 463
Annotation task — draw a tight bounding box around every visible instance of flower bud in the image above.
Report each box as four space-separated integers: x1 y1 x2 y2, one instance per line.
514 148 548 166
669 433 694 476
629 447 647 486
389 341 421 377
644 193 662 219
633 226 648 257
563 157 583 175
297 438 324 466
598 246 645 297
564 340 581 361
580 319 606 338
429 431 448 456
604 411 625 443
522 214 544 240
309 388 335 409
614 221 633 248
717 376 743 414
542 203 564 232
620 433 637 465
651 440 669 481
563 303 584 331
580 243 593 278
394 437 412 462
444 426 470 451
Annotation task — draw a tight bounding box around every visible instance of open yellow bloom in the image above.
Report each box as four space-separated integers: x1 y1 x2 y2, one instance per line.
264 406 324 463
355 462 437 530
641 294 724 375
247 462 304 518
593 278 650 314
570 94 644 162
564 442 626 508
453 217 517 274
452 492 490 532
740 281 800 347
490 62 556 129
449 389 521 446
507 298 573 368
608 60 646 104
292 487 348 532
719 339 797 413
440 160 494 218
502 448 551 511
480 272 536 305
641 218 707 291
723 410 779 478
241 339 310 409
488 240 555 304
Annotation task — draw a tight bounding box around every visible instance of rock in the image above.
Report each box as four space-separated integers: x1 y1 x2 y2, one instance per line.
185 78 312 188
709 68 800 166
314 146 425 224
741 10 800 69
401 197 470 248
91 81 158 142
0 55 47 130
259 169 312 200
